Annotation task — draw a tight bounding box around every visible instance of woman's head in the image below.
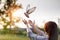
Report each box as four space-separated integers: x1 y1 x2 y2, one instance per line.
44 21 58 40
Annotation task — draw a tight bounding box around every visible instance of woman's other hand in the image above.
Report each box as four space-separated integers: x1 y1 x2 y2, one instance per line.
28 20 35 27
22 19 28 25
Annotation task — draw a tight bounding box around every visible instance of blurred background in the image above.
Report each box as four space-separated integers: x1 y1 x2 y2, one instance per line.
0 0 60 40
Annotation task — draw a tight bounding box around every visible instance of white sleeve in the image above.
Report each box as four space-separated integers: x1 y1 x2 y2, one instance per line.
37 35 48 40
40 30 46 36
26 27 37 38
27 27 32 33
34 27 46 36
26 27 48 40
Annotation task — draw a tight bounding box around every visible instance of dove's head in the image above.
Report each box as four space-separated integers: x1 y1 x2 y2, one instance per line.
24 13 29 18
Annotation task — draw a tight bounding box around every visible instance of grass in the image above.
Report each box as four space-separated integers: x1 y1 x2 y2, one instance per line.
58 35 60 40
0 34 60 40
0 34 29 40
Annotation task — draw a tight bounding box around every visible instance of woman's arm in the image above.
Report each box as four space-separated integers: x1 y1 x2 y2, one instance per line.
28 20 44 35
22 19 37 37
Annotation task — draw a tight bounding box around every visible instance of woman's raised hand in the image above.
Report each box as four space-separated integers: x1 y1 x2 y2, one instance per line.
28 20 35 27
22 19 28 25
22 19 36 28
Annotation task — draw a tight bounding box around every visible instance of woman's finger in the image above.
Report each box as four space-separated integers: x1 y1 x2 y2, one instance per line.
22 19 27 24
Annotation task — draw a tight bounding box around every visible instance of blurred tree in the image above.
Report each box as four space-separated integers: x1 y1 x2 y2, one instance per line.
0 0 22 30
0 0 17 16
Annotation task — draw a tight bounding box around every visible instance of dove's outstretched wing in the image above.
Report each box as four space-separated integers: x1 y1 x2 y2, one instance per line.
24 4 36 18
28 7 36 14
26 4 30 11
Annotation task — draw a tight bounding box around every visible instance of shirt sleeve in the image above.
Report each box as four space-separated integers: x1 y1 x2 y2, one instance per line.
26 27 48 40
26 27 37 38
37 29 48 40
40 30 46 36
37 35 48 40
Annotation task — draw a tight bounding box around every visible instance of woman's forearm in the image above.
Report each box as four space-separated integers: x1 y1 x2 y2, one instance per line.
26 24 29 28
32 25 40 35
28 20 41 35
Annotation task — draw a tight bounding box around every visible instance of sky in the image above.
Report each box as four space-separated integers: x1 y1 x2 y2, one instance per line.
16 0 60 27
0 0 60 28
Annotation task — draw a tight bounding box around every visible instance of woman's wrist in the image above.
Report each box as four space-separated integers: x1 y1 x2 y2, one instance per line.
26 24 29 28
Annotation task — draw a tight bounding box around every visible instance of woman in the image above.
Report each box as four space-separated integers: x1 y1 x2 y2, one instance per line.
22 19 58 40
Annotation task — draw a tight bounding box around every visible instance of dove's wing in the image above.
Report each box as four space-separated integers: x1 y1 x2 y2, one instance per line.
28 7 36 14
26 4 30 11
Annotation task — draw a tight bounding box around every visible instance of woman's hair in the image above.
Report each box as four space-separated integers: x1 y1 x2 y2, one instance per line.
44 21 58 40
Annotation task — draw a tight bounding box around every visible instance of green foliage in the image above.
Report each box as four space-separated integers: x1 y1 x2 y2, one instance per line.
0 10 5 15
0 0 1 4
3 21 10 30
0 27 27 36
1 16 10 30
4 0 16 10
0 0 18 30
58 28 60 34
10 28 26 36
0 0 16 15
